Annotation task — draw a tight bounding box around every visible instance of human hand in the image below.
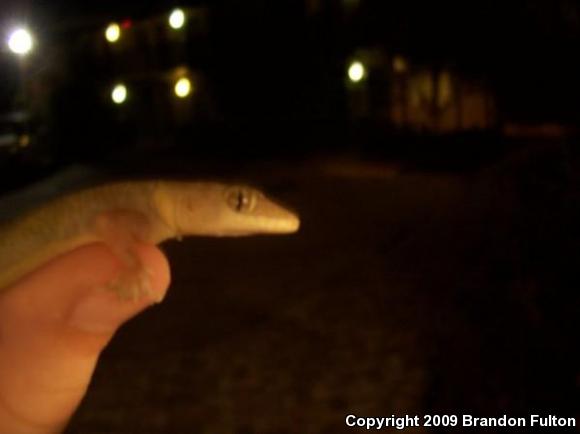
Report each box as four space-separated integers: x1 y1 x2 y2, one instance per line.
0 243 170 434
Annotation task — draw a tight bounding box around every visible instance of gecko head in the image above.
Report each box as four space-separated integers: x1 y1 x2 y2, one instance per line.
159 182 300 237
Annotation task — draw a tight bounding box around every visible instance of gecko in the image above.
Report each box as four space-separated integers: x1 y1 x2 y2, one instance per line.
0 180 300 299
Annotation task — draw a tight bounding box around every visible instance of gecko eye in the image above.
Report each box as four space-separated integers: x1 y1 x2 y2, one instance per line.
226 187 256 213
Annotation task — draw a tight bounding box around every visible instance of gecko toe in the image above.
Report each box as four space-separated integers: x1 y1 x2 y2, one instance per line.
106 268 153 302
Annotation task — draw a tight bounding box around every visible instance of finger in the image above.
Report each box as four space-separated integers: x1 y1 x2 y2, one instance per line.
0 243 170 434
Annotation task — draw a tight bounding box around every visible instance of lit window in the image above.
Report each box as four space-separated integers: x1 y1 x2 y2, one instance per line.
169 9 186 29
111 84 127 104
348 61 365 83
174 77 192 98
105 23 121 43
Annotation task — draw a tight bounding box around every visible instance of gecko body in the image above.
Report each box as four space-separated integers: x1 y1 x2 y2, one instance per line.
0 181 300 297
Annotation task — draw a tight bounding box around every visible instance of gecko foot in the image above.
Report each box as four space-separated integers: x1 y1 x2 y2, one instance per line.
105 266 155 302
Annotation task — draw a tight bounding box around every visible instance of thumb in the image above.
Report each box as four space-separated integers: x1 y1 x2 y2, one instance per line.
0 243 170 434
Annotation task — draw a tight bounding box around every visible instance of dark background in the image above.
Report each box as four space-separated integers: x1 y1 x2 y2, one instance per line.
1 0 579 170
0 1 578 432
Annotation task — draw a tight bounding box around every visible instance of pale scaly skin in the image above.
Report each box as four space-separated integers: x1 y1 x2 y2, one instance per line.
0 181 300 299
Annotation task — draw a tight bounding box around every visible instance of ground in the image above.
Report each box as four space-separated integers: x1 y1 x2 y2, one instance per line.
2 147 578 434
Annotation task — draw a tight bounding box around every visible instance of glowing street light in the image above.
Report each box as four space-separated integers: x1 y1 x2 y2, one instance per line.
105 23 121 43
7 28 33 56
168 8 186 29
348 61 366 83
174 77 192 98
111 84 127 104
